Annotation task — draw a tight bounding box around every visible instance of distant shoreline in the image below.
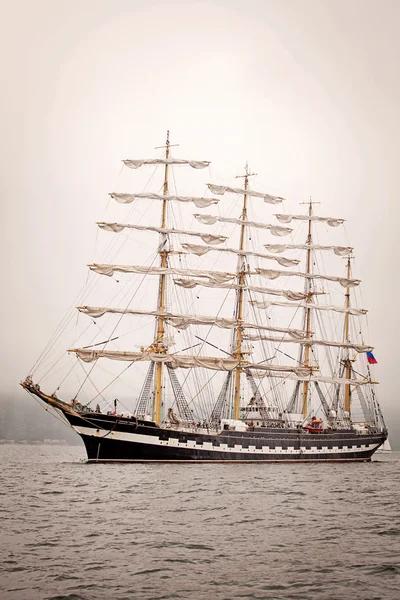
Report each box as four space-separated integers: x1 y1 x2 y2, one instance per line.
0 439 80 446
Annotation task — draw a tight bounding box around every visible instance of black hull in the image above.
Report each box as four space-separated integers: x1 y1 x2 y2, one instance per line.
80 434 379 462
65 412 387 463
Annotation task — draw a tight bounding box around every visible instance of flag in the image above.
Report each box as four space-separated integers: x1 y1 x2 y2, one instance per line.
366 351 378 365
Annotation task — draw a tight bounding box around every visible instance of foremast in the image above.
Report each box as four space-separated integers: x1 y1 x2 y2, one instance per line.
153 131 177 424
232 164 256 419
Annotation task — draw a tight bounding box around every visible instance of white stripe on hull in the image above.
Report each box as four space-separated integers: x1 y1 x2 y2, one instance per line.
74 426 380 457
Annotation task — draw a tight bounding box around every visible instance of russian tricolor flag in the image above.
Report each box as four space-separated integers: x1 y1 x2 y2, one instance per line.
366 352 378 365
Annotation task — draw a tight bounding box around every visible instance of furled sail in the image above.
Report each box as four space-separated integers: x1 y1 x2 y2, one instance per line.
123 158 210 169
69 348 374 385
275 214 344 227
89 264 235 282
264 244 353 256
250 299 367 316
97 222 227 245
70 349 239 370
77 306 307 338
256 268 360 288
174 278 310 301
243 333 373 353
193 214 292 236
181 243 299 267
168 318 305 337
110 192 218 208
207 184 284 204
69 348 318 376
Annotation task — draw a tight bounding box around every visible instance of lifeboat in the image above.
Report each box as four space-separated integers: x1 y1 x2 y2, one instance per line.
303 416 328 434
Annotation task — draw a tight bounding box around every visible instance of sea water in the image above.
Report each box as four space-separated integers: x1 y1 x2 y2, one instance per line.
1 445 399 600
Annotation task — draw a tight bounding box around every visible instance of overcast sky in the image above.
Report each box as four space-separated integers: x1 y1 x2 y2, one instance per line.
1 0 399 439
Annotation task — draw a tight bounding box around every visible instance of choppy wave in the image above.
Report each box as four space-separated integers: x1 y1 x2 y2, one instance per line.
1 445 399 600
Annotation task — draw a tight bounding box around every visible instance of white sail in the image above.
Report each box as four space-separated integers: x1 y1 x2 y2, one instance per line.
250 299 367 316
181 243 300 267
89 264 235 283
77 306 307 338
174 278 309 301
110 192 218 208
264 244 353 256
379 439 392 452
168 317 306 337
70 349 239 371
256 268 360 288
275 214 344 227
123 158 210 169
244 333 373 353
207 183 284 204
97 222 227 245
70 348 318 375
194 214 292 236
70 348 375 385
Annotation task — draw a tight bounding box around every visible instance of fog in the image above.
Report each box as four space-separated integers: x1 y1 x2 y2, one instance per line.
1 0 399 446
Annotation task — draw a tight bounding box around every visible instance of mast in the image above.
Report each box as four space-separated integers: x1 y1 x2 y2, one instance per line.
344 255 352 414
233 164 256 420
153 131 178 424
300 199 319 418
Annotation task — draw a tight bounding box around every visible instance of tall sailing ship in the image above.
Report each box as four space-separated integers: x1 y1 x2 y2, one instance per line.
22 133 387 462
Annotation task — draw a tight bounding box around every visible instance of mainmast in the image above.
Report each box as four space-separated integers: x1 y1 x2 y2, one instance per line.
300 199 320 418
343 255 353 414
233 164 256 420
153 131 178 424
